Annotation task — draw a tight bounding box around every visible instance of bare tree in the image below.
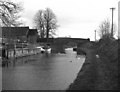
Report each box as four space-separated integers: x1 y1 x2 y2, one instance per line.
0 0 23 27
34 10 45 38
34 8 59 39
44 8 58 39
98 19 113 39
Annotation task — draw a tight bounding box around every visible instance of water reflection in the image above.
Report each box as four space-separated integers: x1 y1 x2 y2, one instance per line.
2 48 85 90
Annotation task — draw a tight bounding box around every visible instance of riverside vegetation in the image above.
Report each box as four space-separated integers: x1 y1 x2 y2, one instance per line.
67 37 118 90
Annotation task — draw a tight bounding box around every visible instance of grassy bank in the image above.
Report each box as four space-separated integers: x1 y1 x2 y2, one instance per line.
66 47 98 90
94 38 118 90
67 38 118 90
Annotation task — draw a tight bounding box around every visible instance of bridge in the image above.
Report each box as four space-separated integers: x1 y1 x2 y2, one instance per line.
37 37 90 53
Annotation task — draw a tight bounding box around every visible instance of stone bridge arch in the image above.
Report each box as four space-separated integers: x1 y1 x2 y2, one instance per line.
37 38 90 53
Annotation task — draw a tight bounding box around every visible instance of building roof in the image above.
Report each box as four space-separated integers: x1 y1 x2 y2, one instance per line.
1 27 29 39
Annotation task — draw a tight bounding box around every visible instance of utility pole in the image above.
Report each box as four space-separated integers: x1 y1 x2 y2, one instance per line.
110 7 115 37
95 30 96 41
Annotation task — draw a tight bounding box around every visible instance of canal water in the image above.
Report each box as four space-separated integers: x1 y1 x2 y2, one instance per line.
0 67 2 91
2 48 85 90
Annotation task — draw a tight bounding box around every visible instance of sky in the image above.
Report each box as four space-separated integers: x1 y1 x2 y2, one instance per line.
13 0 119 41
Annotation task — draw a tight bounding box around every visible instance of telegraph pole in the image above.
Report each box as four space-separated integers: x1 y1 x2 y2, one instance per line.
110 7 115 37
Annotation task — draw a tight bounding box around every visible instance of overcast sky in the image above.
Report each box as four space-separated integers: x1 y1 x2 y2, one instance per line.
13 0 119 40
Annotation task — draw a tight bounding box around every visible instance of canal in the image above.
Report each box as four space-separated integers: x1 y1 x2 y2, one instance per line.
2 48 85 90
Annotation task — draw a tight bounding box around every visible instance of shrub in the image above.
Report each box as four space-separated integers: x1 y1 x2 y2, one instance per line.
98 37 118 62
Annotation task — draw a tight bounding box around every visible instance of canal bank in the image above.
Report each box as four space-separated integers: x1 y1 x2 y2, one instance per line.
67 40 118 90
0 47 41 67
66 48 98 90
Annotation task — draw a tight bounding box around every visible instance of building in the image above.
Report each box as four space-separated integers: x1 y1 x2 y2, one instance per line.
1 27 29 49
1 27 29 43
27 29 38 44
